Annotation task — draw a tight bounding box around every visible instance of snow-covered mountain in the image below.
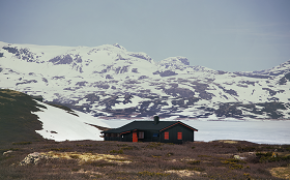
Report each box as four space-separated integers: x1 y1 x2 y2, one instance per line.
1 41 290 119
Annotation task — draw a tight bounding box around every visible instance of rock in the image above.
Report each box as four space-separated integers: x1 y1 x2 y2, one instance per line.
3 150 13 156
19 152 46 166
233 155 240 160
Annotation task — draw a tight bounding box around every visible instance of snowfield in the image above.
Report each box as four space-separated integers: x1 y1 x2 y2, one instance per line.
33 101 109 141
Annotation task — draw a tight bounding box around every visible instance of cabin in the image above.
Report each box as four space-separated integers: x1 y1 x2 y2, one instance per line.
102 116 198 144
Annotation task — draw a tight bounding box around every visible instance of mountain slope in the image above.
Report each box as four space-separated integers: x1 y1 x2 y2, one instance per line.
0 41 290 119
0 89 45 144
0 89 109 144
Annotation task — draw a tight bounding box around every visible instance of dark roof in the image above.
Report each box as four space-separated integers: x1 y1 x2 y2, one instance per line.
103 121 198 133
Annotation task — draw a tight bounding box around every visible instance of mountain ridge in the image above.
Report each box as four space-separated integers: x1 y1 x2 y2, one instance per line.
0 41 290 119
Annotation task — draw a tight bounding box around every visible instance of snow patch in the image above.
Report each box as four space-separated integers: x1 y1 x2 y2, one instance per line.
34 101 109 141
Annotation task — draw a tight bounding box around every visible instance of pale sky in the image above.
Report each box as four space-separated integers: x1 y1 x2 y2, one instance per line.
0 0 289 72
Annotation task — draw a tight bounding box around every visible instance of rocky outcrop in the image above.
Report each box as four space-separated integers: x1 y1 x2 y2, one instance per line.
19 152 47 166
19 151 131 166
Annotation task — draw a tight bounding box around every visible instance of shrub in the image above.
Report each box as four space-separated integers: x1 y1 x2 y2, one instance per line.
137 171 170 177
147 142 163 149
191 166 205 172
151 155 161 158
50 148 71 151
76 144 92 147
69 155 79 159
109 149 124 154
222 158 244 170
237 146 257 152
256 152 272 158
121 146 133 150
257 152 290 163
187 160 201 165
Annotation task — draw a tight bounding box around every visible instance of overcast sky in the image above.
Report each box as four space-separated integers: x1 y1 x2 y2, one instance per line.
0 0 289 72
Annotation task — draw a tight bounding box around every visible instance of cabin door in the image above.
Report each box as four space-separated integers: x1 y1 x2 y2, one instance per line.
132 132 138 142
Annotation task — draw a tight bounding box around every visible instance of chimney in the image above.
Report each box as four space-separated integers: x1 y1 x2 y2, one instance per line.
153 116 159 125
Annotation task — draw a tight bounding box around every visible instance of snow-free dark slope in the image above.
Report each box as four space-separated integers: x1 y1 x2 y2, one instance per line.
0 89 44 144
0 89 109 143
0 41 290 119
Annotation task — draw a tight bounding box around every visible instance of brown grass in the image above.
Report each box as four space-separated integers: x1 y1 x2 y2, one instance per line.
0 140 289 179
270 165 290 179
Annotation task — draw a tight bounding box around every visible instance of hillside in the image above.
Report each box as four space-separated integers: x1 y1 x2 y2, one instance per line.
0 41 290 119
0 89 109 144
0 89 45 144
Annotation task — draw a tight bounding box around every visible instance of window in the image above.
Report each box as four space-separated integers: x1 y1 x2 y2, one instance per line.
178 132 182 140
153 133 158 137
138 131 144 139
164 132 169 140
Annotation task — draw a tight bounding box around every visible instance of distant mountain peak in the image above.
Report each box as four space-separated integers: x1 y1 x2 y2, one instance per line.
251 59 290 76
160 57 190 66
129 52 153 62
112 43 126 50
177 57 190 65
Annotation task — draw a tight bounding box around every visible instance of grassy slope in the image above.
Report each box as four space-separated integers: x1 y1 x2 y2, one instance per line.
0 89 45 144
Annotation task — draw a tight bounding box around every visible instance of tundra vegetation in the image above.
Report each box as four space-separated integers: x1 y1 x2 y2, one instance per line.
0 140 290 179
